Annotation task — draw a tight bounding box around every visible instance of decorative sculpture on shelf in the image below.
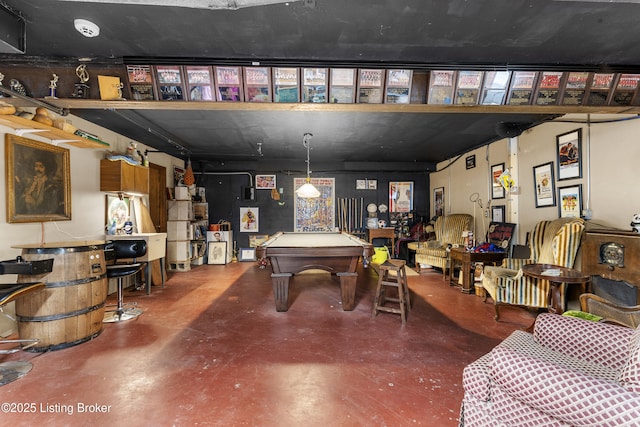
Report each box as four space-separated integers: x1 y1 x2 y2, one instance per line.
631 213 640 233
46 73 59 99
9 79 27 96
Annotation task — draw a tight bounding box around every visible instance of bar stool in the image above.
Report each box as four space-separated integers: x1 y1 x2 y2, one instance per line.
0 282 46 385
103 240 147 323
372 259 411 325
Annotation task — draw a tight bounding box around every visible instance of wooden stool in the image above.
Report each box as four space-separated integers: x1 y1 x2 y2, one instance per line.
372 260 411 324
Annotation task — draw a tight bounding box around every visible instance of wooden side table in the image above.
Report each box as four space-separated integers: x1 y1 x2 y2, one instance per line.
368 227 396 257
448 247 507 294
522 263 590 314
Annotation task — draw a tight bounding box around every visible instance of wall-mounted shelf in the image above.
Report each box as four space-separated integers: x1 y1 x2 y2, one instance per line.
0 114 110 149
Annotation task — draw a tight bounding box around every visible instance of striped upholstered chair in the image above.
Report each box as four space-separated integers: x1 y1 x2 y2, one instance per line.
414 214 472 277
482 217 585 320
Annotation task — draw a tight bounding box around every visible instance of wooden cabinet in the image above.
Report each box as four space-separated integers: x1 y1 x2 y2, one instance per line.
100 159 149 194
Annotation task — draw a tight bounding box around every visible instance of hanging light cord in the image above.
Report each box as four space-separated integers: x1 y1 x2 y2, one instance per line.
303 132 313 181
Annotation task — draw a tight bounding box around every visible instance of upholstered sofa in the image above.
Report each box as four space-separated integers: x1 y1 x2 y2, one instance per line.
460 313 640 426
414 214 472 275
482 217 585 320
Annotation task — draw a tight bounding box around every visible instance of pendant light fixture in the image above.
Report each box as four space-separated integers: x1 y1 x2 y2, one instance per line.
295 133 321 198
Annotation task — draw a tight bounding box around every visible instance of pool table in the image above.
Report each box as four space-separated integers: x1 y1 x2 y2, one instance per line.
256 232 374 312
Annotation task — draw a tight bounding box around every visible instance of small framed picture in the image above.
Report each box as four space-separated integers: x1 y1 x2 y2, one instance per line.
491 205 505 223
434 187 445 217
207 241 227 265
106 195 130 235
389 181 414 213
558 184 583 218
533 162 556 208
466 155 476 169
556 128 582 181
240 207 259 232
255 175 276 189
491 163 506 199
239 247 257 262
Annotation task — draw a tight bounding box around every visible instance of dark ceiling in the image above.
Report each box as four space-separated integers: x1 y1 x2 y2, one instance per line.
3 0 640 171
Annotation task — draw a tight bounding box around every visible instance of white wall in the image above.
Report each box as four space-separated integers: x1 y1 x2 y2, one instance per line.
430 114 640 245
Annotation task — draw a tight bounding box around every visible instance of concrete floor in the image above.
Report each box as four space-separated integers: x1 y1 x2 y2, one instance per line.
0 261 535 426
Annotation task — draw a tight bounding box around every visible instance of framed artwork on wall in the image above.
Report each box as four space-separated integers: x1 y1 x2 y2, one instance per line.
556 128 582 180
240 207 259 232
491 163 506 199
5 134 71 223
533 161 556 207
389 181 414 212
434 187 445 217
491 205 505 223
558 184 583 218
255 175 276 189
294 177 335 232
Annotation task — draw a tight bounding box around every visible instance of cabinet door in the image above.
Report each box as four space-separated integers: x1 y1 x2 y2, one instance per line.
134 165 150 194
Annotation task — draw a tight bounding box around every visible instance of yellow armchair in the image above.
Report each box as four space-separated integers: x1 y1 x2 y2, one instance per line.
482 217 585 320
414 214 472 277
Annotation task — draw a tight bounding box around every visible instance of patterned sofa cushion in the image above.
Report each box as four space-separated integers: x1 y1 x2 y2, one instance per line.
619 326 640 393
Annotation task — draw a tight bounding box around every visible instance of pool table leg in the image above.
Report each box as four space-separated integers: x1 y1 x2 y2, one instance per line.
337 272 358 311
271 273 293 312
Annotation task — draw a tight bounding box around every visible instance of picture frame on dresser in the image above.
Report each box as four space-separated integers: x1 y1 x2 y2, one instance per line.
5 134 71 223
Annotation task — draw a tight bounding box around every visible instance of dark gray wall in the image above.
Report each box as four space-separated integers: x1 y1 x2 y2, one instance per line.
199 170 429 248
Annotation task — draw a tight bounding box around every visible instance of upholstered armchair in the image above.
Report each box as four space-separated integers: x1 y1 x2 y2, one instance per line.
460 313 640 426
414 214 472 276
482 217 585 320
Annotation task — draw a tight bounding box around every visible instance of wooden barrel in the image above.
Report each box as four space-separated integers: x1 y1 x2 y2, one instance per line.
15 241 108 352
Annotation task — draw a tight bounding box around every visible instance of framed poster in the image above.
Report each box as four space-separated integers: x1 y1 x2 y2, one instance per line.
302 67 328 103
5 134 71 223
428 70 456 104
126 64 156 100
240 207 259 232
533 162 556 208
385 69 412 104
173 165 185 187
480 70 511 105
586 72 615 105
243 66 272 102
507 71 538 105
491 205 505 223
273 67 300 103
185 65 215 101
106 195 130 235
610 73 640 106
215 66 243 101
491 163 506 199
561 72 590 105
434 187 445 217
255 175 276 189
465 155 476 169
357 69 384 104
294 177 335 232
534 71 565 105
558 184 583 218
454 70 483 105
556 128 582 180
154 65 185 101
207 241 227 265
389 181 414 213
329 68 356 103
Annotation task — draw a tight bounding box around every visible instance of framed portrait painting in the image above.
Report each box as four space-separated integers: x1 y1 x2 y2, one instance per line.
207 241 227 265
556 128 582 180
5 134 71 223
533 162 556 208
